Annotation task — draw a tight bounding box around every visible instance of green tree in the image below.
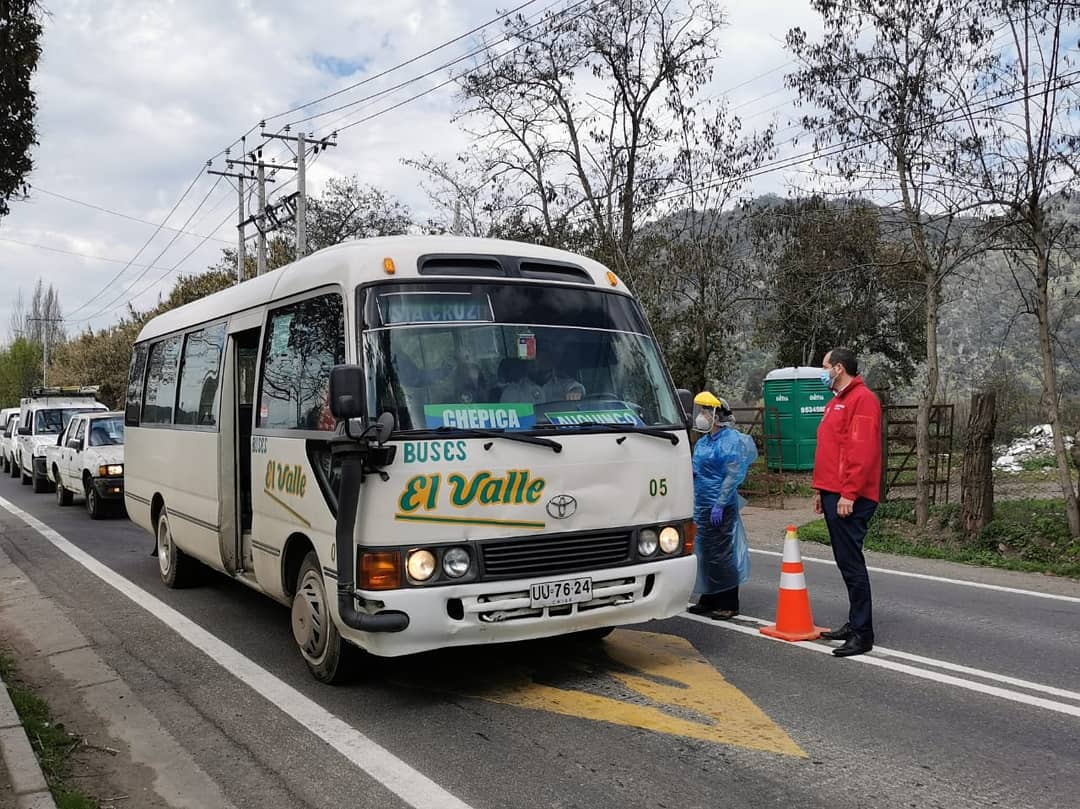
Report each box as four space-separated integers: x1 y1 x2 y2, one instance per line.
305 176 411 251
952 0 1080 538
0 1 42 218
0 337 41 405
786 0 996 527
454 0 725 287
751 198 926 386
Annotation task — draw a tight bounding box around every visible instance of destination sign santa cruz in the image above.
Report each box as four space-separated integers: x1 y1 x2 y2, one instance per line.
395 469 549 529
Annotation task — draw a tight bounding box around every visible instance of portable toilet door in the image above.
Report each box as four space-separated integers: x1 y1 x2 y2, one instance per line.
762 366 833 471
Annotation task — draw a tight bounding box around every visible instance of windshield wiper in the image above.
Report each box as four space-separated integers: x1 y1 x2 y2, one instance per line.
433 426 562 453
550 421 680 445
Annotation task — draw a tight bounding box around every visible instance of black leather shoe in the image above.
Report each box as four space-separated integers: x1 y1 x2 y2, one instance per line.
832 635 873 657
687 602 715 615
820 623 854 641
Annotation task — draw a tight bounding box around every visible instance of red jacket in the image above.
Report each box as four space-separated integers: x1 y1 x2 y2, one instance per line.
812 376 882 502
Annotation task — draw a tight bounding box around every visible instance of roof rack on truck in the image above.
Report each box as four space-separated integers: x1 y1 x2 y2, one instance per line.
27 385 101 398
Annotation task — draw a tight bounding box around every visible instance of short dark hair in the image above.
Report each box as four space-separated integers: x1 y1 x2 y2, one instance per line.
827 347 858 376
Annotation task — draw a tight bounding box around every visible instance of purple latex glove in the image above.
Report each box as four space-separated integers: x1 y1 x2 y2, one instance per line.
710 503 724 526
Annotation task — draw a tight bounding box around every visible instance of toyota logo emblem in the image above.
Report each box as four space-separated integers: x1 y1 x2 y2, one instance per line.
546 494 577 519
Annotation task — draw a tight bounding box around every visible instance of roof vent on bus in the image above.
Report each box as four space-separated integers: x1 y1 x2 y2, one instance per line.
417 255 507 277
518 261 594 284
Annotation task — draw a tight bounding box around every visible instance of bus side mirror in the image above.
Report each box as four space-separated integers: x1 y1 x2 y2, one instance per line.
676 389 693 423
329 365 365 421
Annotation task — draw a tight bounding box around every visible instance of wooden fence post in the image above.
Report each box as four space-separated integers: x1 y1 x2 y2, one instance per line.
879 387 890 501
961 391 996 535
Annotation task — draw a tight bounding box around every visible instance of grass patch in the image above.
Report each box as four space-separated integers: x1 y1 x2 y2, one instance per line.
799 498 1080 579
0 650 100 809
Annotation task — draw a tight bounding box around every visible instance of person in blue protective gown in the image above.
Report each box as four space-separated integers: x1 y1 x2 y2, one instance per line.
687 391 758 620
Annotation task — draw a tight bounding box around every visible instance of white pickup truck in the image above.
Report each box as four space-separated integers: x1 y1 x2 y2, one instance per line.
16 387 109 493
46 410 126 519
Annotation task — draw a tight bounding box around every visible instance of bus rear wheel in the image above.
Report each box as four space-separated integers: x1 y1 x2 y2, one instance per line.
291 551 350 684
157 509 198 588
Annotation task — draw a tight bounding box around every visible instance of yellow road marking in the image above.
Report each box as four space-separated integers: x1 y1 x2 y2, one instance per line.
399 629 805 757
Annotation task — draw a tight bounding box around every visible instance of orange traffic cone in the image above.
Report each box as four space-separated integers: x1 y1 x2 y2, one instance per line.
760 525 826 642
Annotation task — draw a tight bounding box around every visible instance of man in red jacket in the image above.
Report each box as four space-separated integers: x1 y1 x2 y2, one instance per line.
812 347 882 658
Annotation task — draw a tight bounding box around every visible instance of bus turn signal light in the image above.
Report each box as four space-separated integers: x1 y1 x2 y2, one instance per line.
360 551 401 590
682 520 696 554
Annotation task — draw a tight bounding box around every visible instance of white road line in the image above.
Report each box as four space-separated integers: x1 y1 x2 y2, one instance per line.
749 548 1080 604
0 497 474 809
681 612 1080 719
732 614 1080 703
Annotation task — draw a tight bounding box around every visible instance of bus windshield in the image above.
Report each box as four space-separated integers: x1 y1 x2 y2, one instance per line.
361 282 683 433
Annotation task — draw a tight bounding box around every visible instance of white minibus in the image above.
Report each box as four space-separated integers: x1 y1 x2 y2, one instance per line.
125 236 696 682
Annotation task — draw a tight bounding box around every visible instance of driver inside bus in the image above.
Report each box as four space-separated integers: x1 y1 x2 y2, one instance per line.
541 352 586 401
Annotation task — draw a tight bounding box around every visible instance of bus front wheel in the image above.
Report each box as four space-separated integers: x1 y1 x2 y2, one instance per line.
291 551 350 684
157 509 198 588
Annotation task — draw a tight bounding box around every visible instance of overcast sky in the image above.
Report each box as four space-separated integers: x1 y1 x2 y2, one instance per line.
0 0 821 338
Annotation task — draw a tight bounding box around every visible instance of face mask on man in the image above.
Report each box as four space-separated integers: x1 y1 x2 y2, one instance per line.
820 368 834 390
693 412 714 432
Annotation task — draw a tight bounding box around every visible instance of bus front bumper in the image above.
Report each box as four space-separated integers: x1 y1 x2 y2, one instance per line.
342 554 697 657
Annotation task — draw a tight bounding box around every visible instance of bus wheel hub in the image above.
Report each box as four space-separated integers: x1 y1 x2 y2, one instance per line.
292 573 326 659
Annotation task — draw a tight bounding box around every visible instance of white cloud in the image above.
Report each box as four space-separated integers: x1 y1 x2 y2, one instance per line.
0 0 821 337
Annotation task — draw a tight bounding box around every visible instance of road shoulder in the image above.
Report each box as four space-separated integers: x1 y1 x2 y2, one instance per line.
0 544 236 809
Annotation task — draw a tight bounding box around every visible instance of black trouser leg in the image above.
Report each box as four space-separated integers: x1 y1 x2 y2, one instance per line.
821 492 876 639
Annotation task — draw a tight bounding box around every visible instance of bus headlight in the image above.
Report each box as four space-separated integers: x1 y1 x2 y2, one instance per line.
442 547 470 578
406 549 437 582
659 526 681 554
637 528 659 557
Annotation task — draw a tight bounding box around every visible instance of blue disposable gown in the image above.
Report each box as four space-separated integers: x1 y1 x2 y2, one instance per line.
691 427 758 594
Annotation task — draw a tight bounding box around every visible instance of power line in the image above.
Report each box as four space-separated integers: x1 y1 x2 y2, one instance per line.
329 0 605 137
71 176 228 323
263 0 543 125
0 236 195 269
282 0 590 131
63 166 209 319
25 185 233 244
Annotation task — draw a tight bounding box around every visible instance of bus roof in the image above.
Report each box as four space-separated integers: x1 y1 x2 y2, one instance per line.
136 236 628 344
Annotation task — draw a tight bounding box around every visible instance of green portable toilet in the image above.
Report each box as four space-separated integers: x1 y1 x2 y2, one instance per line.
762 367 833 471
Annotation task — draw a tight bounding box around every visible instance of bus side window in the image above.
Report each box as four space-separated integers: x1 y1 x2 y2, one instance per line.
175 323 226 428
142 336 182 425
126 344 148 427
258 292 345 431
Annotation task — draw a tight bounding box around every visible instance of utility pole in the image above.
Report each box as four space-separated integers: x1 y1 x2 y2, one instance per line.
208 155 256 284
26 316 63 387
256 161 267 275
260 128 336 259
228 143 293 277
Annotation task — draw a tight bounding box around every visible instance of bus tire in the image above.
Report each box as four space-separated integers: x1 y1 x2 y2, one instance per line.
157 509 197 588
292 551 350 684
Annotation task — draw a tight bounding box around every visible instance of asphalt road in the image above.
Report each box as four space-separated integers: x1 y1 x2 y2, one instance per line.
1 479 1078 809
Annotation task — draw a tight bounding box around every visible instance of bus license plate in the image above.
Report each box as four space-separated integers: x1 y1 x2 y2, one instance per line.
530 577 593 608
